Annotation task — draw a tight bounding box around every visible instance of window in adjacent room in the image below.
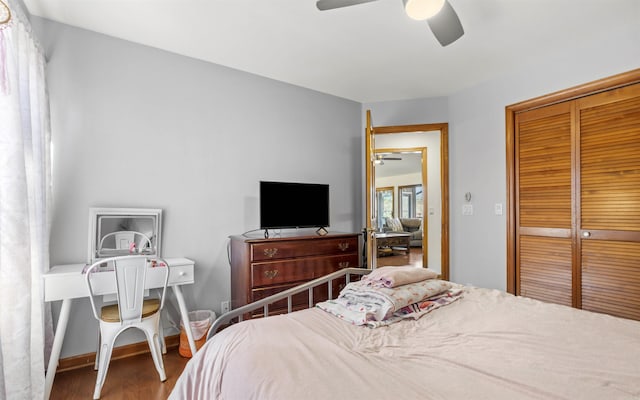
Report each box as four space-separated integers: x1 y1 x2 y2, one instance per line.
376 187 394 231
399 184 423 218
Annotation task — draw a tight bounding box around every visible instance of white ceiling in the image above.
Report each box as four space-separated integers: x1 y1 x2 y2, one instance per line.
23 0 640 103
375 152 422 178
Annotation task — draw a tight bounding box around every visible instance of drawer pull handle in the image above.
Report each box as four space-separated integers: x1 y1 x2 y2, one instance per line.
338 261 349 268
338 242 349 251
263 248 278 258
264 270 279 279
179 271 186 277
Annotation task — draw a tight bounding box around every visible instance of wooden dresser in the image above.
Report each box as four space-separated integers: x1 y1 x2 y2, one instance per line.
229 232 361 315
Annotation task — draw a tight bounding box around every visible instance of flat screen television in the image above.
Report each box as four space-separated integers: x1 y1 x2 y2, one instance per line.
260 181 330 231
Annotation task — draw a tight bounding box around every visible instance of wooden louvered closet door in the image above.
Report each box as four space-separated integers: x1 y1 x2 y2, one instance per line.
515 103 573 306
577 83 640 319
514 80 640 320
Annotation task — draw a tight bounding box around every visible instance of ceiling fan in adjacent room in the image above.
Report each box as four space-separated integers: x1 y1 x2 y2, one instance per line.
375 154 403 165
316 0 464 46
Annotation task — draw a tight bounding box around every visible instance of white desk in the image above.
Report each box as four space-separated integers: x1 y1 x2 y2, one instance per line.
43 257 196 399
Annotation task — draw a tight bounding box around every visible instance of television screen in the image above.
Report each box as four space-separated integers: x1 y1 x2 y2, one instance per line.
260 181 330 229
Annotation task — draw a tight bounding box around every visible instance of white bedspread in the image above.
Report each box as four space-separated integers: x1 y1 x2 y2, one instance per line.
170 286 640 400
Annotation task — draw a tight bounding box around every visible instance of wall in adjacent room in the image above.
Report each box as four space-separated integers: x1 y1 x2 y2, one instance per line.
33 17 362 358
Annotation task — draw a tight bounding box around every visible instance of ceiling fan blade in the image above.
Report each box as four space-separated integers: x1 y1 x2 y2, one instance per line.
316 0 379 11
427 0 464 46
383 157 402 160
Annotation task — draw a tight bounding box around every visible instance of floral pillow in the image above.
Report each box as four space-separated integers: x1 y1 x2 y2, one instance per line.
385 217 404 232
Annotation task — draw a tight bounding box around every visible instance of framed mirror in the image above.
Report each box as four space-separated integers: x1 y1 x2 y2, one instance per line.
365 113 449 280
88 208 163 262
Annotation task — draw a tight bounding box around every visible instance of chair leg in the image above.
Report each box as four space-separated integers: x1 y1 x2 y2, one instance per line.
94 328 101 371
93 326 117 400
156 289 168 354
144 327 167 382
159 317 167 354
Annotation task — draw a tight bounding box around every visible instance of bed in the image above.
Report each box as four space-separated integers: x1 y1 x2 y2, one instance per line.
170 268 640 400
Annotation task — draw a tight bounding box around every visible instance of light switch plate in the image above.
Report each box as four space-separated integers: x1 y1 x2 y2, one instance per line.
462 204 473 216
495 203 503 215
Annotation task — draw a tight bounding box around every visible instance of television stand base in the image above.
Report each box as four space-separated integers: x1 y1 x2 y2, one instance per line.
316 227 328 236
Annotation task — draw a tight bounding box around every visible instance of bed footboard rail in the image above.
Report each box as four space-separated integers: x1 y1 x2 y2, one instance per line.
206 267 369 340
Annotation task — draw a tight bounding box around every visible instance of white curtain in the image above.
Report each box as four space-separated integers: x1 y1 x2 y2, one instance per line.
0 0 52 398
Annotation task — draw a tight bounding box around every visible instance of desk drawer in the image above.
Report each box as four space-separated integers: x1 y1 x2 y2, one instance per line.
168 263 194 285
251 237 358 261
251 254 358 287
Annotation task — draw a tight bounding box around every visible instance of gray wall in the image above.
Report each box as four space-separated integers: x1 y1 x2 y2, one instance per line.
34 12 638 359
33 17 362 358
366 19 639 290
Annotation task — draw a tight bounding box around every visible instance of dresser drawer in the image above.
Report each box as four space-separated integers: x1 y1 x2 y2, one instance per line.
251 280 348 315
251 253 359 287
251 236 358 262
251 283 312 313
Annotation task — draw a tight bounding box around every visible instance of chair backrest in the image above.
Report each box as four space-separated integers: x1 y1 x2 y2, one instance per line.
85 255 170 325
98 230 153 255
114 231 136 250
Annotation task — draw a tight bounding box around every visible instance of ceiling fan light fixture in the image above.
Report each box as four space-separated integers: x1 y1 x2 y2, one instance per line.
403 0 445 21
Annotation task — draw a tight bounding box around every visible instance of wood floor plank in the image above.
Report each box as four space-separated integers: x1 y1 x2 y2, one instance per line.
50 348 190 400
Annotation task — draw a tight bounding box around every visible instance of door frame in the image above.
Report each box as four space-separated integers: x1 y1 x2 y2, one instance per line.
365 115 450 280
505 68 640 294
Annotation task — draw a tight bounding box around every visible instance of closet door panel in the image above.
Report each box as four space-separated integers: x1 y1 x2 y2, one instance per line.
517 104 573 229
515 102 573 302
519 236 573 306
580 88 640 231
581 241 640 320
578 83 640 320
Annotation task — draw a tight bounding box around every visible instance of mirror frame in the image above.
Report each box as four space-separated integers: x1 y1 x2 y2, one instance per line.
366 123 449 280
87 207 163 263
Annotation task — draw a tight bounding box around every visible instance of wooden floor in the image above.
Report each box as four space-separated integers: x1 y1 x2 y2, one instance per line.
50 348 190 400
376 247 423 268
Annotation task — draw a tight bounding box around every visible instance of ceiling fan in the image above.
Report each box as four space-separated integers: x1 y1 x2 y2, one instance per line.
375 154 403 165
316 0 464 47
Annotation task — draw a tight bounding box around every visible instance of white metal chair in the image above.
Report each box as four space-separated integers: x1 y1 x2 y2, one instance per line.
85 255 169 399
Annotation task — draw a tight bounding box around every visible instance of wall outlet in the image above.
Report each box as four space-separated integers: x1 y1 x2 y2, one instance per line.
221 301 230 314
462 204 474 216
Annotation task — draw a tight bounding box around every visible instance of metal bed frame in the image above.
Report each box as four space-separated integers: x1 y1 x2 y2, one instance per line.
206 267 370 340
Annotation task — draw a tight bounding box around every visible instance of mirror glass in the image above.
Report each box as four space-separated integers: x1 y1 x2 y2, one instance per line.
88 208 162 262
374 131 442 274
